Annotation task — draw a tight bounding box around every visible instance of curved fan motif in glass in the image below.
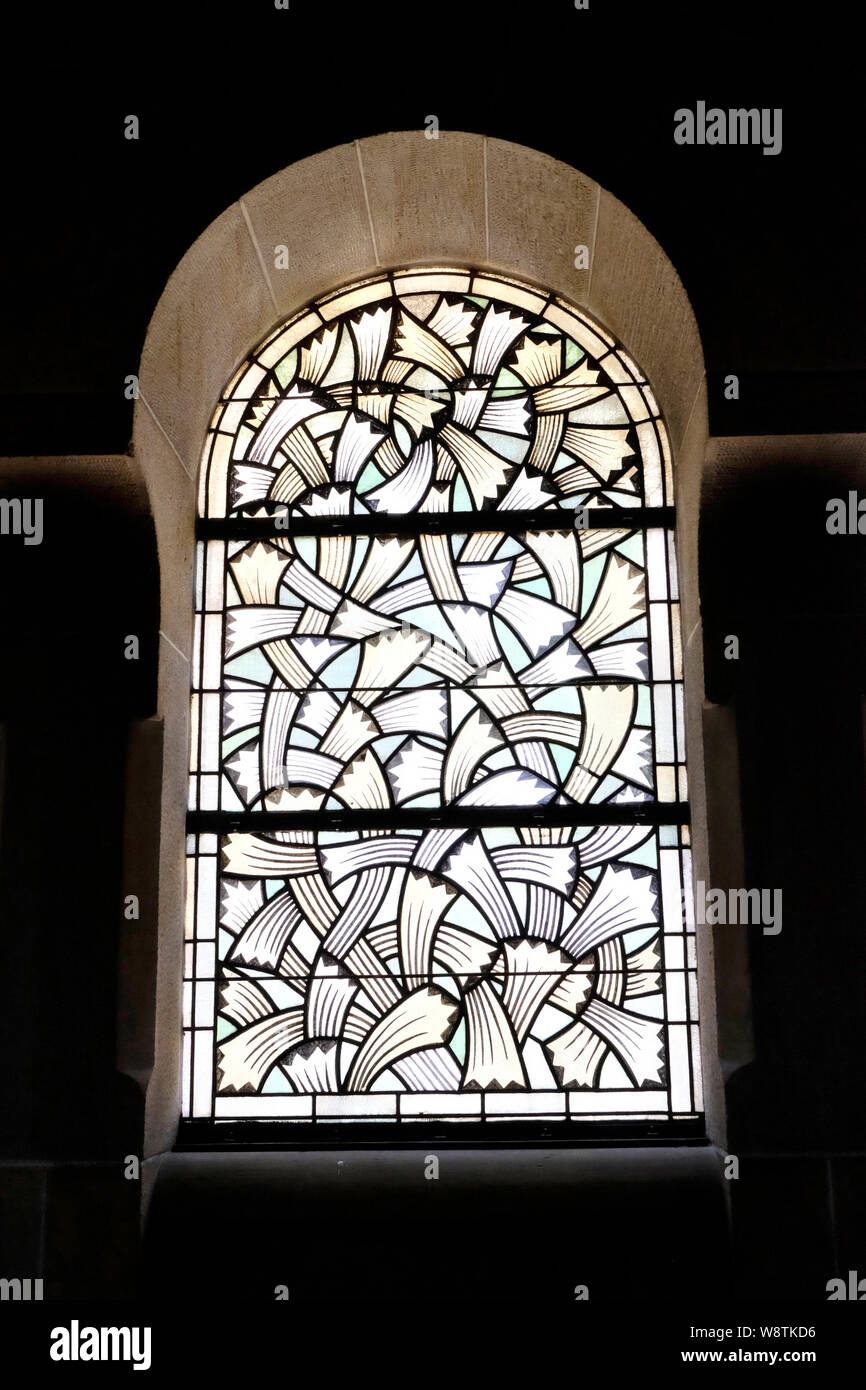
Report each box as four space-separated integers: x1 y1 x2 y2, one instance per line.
185 268 702 1127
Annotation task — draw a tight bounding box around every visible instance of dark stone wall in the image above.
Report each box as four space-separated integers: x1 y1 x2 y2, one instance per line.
0 476 156 1296
701 444 866 1298
143 1147 731 1303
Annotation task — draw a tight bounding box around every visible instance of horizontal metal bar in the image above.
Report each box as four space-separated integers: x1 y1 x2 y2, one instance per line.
196 506 675 540
176 1118 707 1148
187 803 690 834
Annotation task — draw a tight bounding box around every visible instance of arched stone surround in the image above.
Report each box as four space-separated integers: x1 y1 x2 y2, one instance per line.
132 131 718 1158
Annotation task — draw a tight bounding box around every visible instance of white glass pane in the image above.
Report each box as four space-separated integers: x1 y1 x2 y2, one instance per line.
195 541 204 609
668 1023 692 1111
193 1031 214 1116
320 282 390 320
392 270 472 296
317 1095 397 1118
486 1093 566 1117
667 530 680 597
650 602 672 680
233 362 268 402
660 848 684 934
653 684 675 761
196 856 217 941
688 971 700 1021
637 420 663 503
620 385 650 423
662 423 675 505
202 615 222 689
182 979 193 1029
663 934 684 968
181 1029 192 1117
191 613 202 688
675 683 686 761
646 528 669 599
197 942 216 978
471 274 545 314
184 858 196 941
690 1023 704 1110
400 1094 481 1117
568 1092 668 1114
205 431 233 518
682 849 696 931
671 602 683 678
215 1095 313 1118
665 971 687 1022
199 693 220 773
205 541 225 610
189 695 200 772
199 773 219 810
194 981 215 1028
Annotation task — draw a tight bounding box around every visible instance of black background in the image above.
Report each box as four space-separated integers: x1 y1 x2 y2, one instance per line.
1 0 864 450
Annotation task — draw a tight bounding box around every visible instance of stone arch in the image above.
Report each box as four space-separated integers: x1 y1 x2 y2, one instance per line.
132 131 717 1159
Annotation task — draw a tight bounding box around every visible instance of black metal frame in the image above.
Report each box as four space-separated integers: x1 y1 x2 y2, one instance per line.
196 505 675 541
177 1116 707 1150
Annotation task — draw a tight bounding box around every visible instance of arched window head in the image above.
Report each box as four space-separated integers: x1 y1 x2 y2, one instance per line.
185 267 700 1131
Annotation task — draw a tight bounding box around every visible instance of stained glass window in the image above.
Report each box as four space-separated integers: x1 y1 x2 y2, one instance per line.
184 268 702 1129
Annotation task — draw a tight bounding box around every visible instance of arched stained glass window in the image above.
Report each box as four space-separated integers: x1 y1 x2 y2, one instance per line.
184 267 701 1130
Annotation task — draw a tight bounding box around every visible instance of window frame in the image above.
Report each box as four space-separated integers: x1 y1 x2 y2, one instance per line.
181 268 705 1145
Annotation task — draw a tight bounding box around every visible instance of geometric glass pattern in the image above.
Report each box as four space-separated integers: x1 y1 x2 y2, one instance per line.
185 268 702 1127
